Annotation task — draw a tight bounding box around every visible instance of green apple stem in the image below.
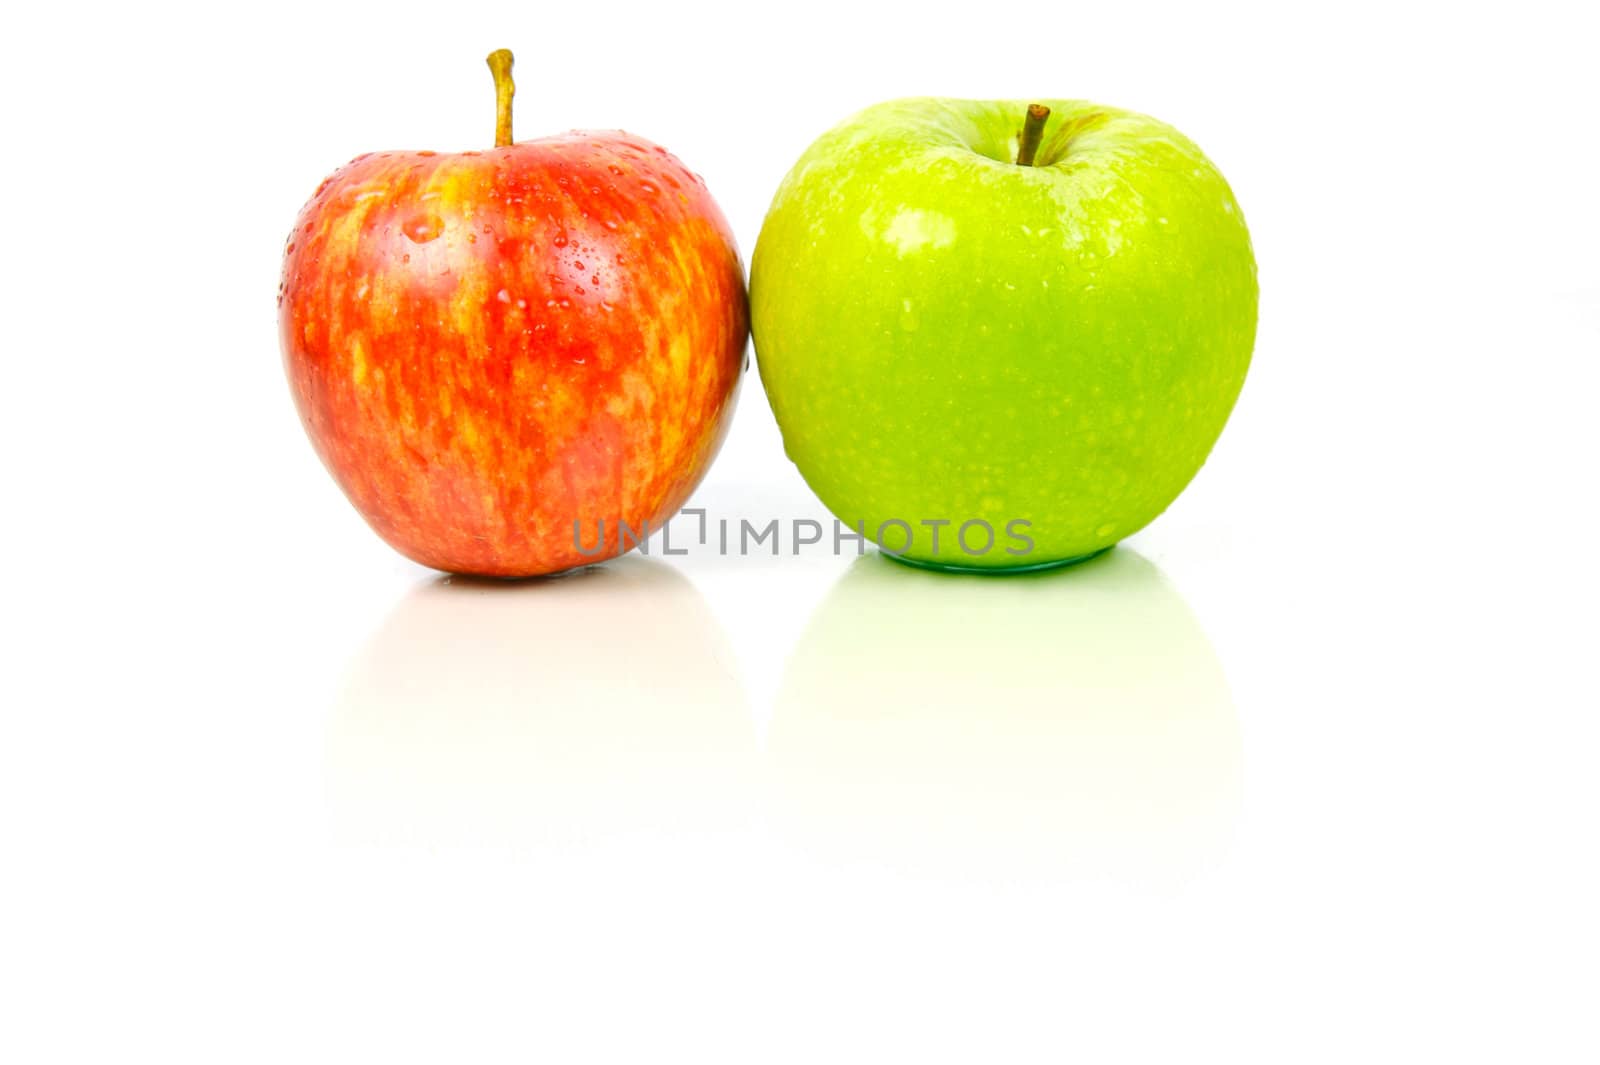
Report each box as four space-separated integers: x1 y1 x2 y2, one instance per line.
1016 104 1050 166
487 48 515 148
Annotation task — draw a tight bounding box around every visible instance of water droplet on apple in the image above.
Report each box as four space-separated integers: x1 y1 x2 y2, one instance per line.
497 289 511 303
638 181 658 195
402 214 443 243
899 299 919 331
553 233 569 248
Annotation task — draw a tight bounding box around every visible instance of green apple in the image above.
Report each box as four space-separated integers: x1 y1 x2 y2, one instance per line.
751 98 1257 570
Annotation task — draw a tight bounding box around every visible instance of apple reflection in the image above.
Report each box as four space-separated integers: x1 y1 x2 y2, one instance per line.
327 557 753 848
768 548 1241 883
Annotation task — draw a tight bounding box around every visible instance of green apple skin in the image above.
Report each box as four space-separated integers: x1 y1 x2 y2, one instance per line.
751 98 1257 569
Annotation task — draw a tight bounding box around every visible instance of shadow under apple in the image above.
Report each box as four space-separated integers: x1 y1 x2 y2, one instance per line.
767 547 1241 884
327 557 754 849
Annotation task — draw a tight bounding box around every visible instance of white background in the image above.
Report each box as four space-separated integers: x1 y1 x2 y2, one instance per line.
4 0 1597 1060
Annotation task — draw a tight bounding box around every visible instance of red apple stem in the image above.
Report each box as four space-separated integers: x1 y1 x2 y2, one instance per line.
1017 104 1050 166
487 48 515 148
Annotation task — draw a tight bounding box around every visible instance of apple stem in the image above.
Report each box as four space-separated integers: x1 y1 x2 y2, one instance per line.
1017 104 1050 166
487 48 515 148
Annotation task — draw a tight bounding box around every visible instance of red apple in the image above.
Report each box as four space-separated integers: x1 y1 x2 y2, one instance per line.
279 50 746 577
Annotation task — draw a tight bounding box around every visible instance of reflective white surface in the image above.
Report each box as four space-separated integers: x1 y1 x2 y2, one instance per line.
5 0 1598 1061
329 558 754 847
767 549 1240 884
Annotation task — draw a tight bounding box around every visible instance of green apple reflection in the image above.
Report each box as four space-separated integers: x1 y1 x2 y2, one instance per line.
327 557 753 848
768 548 1240 883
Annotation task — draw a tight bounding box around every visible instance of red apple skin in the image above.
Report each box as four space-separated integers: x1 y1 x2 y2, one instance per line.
279 133 746 577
